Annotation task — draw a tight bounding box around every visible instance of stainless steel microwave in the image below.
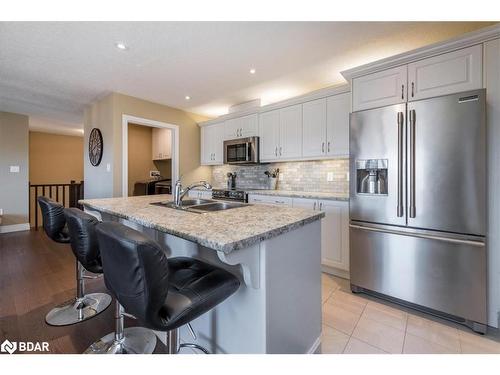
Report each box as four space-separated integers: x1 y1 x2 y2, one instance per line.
223 136 260 165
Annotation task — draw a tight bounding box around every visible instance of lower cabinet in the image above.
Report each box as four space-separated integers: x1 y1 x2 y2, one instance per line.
252 195 350 275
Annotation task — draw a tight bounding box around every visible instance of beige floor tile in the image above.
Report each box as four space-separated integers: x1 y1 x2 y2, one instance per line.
459 330 500 354
322 287 334 304
406 315 460 352
321 274 339 289
343 337 388 354
352 315 405 353
323 302 362 335
362 302 408 331
403 333 460 354
326 290 367 315
321 325 350 354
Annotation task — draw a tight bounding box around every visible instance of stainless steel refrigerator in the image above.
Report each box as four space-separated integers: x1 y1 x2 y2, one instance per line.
349 89 487 333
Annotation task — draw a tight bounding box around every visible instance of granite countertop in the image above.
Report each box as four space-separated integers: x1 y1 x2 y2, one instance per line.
80 195 324 253
246 189 349 201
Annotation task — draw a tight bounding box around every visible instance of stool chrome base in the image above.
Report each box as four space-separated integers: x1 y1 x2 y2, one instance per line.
45 293 112 326
84 327 157 354
179 343 210 354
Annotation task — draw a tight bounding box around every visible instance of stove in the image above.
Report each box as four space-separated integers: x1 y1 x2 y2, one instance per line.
212 189 248 203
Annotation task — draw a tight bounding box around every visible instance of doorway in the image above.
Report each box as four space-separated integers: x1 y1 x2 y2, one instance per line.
121 115 179 197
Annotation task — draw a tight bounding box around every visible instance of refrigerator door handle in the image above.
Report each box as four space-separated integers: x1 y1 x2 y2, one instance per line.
397 111 404 217
409 109 416 218
349 223 485 247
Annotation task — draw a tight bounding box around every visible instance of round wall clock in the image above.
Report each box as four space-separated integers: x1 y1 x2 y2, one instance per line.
88 128 103 166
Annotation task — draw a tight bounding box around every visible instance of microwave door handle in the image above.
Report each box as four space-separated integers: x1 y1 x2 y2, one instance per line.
245 142 250 162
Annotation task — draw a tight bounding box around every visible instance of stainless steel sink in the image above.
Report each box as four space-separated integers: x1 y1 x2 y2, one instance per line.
151 199 248 213
188 201 247 212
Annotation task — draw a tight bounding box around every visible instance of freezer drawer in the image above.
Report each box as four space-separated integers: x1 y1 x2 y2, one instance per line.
349 224 486 325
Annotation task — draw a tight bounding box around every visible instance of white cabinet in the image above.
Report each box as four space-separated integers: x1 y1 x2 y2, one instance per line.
302 98 327 158
293 197 349 273
152 128 172 160
248 194 293 207
326 93 350 157
258 110 281 161
259 104 302 162
225 114 258 139
407 44 483 101
352 65 407 112
188 190 213 199
201 122 225 165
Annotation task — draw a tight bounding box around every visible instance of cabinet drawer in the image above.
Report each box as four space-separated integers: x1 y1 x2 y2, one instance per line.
408 44 483 101
248 194 293 206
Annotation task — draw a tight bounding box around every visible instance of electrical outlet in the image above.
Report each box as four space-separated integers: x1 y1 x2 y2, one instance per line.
0 208 3 216
279 173 284 181
9 165 20 173
106 163 111 172
346 172 350 181
327 172 334 182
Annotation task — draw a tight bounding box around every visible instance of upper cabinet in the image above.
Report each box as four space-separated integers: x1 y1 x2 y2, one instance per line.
352 65 407 112
302 98 327 158
225 114 258 139
152 128 172 160
326 93 350 157
407 44 483 101
351 45 483 112
201 122 225 166
259 104 302 162
302 94 350 158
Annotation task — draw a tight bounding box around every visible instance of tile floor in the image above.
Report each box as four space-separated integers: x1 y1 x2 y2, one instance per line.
320 273 500 354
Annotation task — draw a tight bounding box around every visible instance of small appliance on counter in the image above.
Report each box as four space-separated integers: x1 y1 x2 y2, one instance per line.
133 178 171 196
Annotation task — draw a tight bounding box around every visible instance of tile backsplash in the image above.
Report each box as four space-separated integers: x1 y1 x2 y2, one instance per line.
211 159 349 194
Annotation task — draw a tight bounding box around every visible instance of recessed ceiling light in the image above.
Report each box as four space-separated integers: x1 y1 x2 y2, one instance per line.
185 96 191 100
115 42 128 50
249 68 256 74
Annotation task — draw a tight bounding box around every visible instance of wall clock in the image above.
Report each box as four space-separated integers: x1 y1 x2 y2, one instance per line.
88 128 103 166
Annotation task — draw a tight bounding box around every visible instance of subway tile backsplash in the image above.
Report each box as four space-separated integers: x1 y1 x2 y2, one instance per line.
211 159 349 194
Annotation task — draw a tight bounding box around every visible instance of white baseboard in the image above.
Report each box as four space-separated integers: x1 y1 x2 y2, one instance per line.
0 223 30 234
321 265 350 280
307 335 322 354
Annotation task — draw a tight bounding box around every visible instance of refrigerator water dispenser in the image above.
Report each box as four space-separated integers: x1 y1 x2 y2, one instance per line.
356 159 388 195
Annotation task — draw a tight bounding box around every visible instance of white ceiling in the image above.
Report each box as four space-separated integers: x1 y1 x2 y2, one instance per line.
0 22 495 132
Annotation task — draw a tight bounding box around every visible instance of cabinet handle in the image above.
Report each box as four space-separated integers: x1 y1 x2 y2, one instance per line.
327 142 330 153
275 146 278 156
240 128 243 136
319 202 323 211
313 202 316 210
279 146 282 156
322 142 325 153
401 84 404 100
411 82 414 98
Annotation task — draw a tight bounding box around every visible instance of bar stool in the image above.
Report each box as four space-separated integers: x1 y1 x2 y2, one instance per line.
37 196 111 325
87 221 240 354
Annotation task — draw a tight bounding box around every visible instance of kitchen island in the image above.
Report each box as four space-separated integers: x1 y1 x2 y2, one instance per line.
80 194 324 354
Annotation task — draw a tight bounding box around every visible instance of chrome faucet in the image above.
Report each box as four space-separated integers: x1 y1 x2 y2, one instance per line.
173 180 212 207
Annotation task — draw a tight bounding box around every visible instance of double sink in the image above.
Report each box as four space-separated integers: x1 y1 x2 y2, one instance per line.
151 199 247 213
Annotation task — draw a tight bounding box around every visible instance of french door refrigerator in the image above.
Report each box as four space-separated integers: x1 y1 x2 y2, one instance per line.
349 89 487 333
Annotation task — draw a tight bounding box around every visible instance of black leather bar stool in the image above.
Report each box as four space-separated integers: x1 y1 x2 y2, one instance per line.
87 221 240 354
37 196 111 325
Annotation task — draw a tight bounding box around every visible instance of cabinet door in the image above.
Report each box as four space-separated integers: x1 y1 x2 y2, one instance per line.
408 44 483 101
319 200 349 271
248 194 293 206
224 118 240 139
239 114 258 138
352 65 407 111
212 123 225 165
279 104 302 159
200 125 213 165
302 98 327 158
292 198 318 210
152 128 161 160
259 110 281 161
326 93 350 157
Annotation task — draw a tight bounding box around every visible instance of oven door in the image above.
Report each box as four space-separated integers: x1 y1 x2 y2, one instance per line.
224 137 259 164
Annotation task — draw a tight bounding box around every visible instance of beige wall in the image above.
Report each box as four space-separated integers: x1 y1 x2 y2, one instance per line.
29 131 83 184
84 92 211 198
127 123 171 196
0 111 29 228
